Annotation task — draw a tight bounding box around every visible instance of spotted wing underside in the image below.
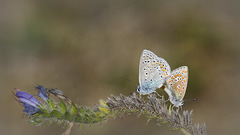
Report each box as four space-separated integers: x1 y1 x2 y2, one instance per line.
139 49 171 91
165 66 188 101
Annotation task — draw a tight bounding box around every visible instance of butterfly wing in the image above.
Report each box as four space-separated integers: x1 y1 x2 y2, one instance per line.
139 49 171 92
165 66 188 101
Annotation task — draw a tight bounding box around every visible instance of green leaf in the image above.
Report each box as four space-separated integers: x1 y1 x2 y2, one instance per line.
29 114 45 125
59 101 67 114
79 123 83 130
51 110 64 119
99 100 108 107
65 111 73 121
74 114 84 123
70 103 78 116
47 99 56 110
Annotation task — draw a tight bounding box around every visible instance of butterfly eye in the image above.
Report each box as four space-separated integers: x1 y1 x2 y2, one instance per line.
137 88 140 92
137 86 141 92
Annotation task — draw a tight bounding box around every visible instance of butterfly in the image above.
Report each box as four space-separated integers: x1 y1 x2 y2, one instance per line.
137 49 171 95
164 66 188 107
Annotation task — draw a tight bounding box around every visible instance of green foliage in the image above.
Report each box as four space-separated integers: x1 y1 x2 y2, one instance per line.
23 93 206 135
28 98 111 127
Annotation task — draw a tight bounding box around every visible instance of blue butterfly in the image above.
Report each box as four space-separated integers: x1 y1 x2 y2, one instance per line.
137 49 171 95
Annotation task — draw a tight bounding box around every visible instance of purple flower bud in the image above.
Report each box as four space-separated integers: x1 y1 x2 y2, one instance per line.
15 90 41 115
16 91 40 106
35 85 49 102
22 103 41 115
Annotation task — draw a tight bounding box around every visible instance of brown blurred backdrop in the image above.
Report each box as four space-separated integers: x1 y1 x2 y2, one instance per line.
1 0 240 135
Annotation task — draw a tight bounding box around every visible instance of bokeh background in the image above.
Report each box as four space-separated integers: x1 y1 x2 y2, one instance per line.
1 0 240 135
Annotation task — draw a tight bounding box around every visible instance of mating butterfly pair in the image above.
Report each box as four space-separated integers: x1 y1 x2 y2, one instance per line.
136 49 188 107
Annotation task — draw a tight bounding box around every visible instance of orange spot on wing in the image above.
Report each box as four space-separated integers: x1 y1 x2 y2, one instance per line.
163 69 166 72
174 75 177 78
184 80 186 82
182 76 185 79
161 65 164 68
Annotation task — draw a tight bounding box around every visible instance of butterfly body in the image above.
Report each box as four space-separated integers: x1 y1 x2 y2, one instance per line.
137 49 171 95
164 66 188 107
137 82 161 95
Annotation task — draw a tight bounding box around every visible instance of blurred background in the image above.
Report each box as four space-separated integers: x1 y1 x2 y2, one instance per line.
1 0 240 135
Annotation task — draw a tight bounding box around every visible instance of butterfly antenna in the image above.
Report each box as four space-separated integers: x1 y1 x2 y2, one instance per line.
184 97 199 102
126 78 138 87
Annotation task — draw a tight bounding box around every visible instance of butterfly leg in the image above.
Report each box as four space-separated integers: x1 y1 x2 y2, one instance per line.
153 91 162 98
170 105 178 112
137 92 142 98
180 105 183 111
165 98 169 102
176 106 180 112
